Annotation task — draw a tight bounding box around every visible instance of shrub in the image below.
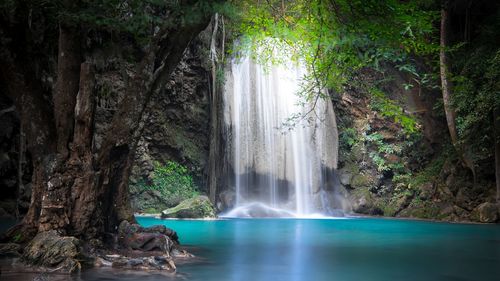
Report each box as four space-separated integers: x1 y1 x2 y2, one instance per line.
146 161 199 207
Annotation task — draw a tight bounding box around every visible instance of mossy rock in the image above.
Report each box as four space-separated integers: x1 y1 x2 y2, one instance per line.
471 202 499 223
351 173 373 188
161 195 216 219
399 198 441 219
22 231 82 273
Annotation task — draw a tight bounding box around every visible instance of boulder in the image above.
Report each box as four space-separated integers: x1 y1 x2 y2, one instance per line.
418 182 435 200
472 202 499 223
161 195 215 219
337 168 352 186
22 230 82 273
218 190 236 210
118 221 176 253
352 196 370 213
0 243 21 257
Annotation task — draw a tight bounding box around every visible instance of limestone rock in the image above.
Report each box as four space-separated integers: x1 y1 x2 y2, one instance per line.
352 195 383 215
473 202 499 223
218 190 236 210
131 189 170 214
22 230 82 273
418 182 435 200
337 168 352 186
161 195 215 219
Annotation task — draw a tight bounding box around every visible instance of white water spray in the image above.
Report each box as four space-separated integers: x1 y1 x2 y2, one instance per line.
223 45 345 217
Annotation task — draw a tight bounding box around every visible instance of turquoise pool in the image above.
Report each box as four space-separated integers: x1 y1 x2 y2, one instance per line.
133 217 500 281
2 217 500 281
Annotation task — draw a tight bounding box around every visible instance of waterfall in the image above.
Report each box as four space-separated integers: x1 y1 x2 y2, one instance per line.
222 49 346 217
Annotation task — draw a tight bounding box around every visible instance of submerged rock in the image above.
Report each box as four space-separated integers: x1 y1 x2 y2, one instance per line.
94 254 176 272
161 195 215 219
22 230 82 273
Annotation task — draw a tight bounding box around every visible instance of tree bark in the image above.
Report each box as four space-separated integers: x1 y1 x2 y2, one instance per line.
494 107 500 204
440 2 476 180
37 24 82 234
0 58 57 240
16 122 25 220
53 25 82 159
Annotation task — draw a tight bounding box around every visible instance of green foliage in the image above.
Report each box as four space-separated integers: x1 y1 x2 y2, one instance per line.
394 149 449 193
433 9 500 168
339 127 358 149
229 0 438 96
1 0 229 45
369 88 419 134
143 161 199 207
453 47 500 162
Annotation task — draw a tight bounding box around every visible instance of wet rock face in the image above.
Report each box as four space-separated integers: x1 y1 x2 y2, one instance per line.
130 189 171 214
22 230 82 273
333 67 497 223
128 34 213 213
161 195 215 219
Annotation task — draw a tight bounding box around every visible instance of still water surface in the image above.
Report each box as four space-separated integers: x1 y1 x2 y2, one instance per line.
2 217 500 281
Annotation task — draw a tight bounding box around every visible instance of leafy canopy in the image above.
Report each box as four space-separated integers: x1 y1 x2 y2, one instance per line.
230 0 437 93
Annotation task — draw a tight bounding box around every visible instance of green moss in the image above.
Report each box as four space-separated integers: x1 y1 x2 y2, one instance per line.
351 173 373 188
378 199 397 217
143 207 159 214
403 198 441 219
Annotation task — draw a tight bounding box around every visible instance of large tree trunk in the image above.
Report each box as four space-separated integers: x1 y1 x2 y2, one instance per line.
38 24 82 234
1 1 215 247
439 2 476 180
0 60 57 240
494 107 500 204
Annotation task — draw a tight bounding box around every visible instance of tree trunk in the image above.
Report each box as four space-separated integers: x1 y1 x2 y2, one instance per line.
440 2 476 180
2 2 214 243
67 62 98 238
37 24 82 234
16 121 24 220
0 58 57 240
494 107 500 204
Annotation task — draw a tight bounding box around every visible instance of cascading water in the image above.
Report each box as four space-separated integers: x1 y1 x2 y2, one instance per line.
222 46 348 218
